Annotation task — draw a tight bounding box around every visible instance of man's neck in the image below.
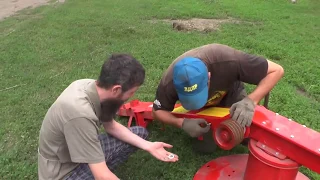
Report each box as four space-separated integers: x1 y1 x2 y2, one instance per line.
95 81 112 102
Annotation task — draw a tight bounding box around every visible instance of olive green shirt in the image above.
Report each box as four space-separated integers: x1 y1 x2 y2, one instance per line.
38 79 105 180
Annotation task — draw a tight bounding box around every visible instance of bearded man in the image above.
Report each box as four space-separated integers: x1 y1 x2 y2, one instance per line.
38 54 179 180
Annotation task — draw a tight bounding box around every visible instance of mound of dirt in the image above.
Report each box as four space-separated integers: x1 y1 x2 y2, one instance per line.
0 0 65 21
149 18 252 32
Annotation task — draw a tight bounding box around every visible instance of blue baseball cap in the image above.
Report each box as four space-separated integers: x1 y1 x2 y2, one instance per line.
173 57 209 110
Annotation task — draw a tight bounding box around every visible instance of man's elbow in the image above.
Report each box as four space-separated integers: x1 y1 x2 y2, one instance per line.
276 64 285 78
152 108 164 122
152 108 158 120
274 65 285 83
267 59 285 79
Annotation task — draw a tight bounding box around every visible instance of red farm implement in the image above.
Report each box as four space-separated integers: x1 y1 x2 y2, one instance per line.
116 97 320 180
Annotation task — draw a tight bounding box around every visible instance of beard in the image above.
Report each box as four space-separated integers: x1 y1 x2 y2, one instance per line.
100 96 125 122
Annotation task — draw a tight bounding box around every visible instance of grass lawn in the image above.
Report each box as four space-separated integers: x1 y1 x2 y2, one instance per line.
1 0 319 179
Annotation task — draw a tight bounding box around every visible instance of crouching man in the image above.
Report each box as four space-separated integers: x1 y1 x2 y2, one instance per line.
152 43 284 153
38 54 178 180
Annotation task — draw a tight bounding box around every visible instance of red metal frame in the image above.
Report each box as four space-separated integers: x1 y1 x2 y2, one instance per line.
117 99 320 176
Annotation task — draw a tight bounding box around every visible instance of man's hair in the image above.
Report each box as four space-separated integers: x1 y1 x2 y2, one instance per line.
97 53 145 92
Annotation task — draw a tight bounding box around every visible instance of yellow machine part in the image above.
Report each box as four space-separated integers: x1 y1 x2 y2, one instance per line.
172 105 230 118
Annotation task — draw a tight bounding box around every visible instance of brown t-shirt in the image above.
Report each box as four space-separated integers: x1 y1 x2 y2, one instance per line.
38 79 105 180
153 44 268 111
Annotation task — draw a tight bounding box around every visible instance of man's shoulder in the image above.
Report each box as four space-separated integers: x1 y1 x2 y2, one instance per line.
49 79 99 121
191 43 234 52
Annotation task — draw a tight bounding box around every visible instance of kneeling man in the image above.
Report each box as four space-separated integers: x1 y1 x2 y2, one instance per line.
38 54 178 180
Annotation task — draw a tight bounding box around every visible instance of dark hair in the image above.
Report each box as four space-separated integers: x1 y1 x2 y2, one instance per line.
97 54 145 92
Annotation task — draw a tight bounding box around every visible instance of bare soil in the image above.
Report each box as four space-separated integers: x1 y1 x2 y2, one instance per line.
0 0 65 21
149 18 252 32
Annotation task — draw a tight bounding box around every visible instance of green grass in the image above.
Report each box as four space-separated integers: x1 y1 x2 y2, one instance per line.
0 0 319 179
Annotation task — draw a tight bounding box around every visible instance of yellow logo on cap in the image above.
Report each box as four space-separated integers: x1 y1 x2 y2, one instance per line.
184 84 198 92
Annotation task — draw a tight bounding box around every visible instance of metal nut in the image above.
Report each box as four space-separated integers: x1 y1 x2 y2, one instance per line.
168 154 175 159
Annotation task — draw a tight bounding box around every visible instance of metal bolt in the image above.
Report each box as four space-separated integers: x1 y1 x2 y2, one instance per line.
302 125 306 127
288 119 292 121
318 149 320 152
276 128 280 131
290 135 294 138
276 113 279 115
275 152 279 156
262 145 265 148
262 121 266 125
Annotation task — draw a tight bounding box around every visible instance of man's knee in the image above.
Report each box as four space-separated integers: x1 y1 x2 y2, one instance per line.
129 126 149 140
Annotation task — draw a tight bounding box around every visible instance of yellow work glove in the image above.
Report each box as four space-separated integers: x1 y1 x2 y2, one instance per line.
182 118 211 137
229 97 255 127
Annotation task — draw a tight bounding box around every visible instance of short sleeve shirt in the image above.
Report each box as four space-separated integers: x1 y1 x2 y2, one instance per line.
38 79 105 180
153 44 268 111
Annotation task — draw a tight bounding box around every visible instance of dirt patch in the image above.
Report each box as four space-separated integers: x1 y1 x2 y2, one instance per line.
149 18 252 32
296 86 320 103
0 0 65 21
296 86 307 97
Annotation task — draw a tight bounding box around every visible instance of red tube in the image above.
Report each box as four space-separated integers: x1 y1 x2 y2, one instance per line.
244 139 301 180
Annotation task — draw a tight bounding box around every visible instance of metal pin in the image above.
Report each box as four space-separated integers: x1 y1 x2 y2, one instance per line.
318 149 320 152
276 128 280 131
302 125 306 127
290 135 294 138
275 152 279 156
262 145 265 148
288 119 292 121
276 113 279 115
262 121 266 125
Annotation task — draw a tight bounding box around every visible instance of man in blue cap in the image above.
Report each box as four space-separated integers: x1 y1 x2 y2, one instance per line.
152 43 284 153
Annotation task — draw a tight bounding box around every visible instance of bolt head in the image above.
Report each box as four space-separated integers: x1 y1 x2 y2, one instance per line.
302 125 306 127
288 119 292 121
276 128 280 131
275 152 279 155
276 113 279 115
290 135 294 138
262 121 266 124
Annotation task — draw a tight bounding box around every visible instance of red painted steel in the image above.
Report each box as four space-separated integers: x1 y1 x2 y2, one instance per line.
117 100 154 127
244 139 303 180
193 154 310 180
213 119 245 150
116 99 320 177
250 106 320 174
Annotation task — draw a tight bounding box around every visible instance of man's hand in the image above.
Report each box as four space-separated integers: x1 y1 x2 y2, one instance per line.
229 97 255 127
103 120 178 164
145 142 179 162
182 118 211 137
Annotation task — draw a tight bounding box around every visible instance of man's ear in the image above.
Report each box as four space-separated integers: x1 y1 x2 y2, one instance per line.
207 72 211 87
111 85 122 95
